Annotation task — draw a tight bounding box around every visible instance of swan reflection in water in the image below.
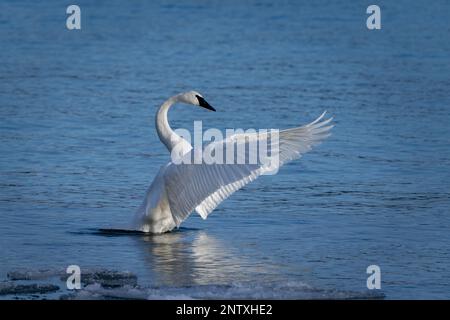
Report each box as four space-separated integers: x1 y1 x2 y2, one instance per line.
137 229 257 286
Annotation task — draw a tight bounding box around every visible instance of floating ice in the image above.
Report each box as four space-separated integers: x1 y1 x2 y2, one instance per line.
3 268 384 300
0 282 59 296
2 268 138 299
63 282 384 300
7 268 137 288
7 268 65 281
61 270 138 288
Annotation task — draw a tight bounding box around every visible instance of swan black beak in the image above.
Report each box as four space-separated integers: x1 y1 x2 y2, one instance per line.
196 95 216 112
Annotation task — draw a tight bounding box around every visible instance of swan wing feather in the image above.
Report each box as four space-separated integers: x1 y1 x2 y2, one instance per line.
163 112 333 226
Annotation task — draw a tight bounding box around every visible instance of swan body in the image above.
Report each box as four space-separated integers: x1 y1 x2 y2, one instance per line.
133 91 333 233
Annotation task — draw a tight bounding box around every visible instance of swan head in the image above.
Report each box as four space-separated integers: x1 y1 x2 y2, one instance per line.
178 91 216 112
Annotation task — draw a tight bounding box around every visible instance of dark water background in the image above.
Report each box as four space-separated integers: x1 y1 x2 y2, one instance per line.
1 0 449 298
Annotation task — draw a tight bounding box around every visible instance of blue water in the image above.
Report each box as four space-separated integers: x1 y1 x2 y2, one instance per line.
1 0 450 299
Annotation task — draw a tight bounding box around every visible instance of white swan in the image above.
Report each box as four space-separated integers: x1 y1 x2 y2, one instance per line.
133 91 333 233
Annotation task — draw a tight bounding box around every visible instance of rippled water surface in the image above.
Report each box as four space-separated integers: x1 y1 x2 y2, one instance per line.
1 0 450 299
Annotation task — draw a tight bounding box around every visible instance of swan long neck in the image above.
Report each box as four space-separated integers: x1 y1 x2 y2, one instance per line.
155 95 183 152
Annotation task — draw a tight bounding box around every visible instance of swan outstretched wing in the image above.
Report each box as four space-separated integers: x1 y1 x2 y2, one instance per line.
163 112 333 226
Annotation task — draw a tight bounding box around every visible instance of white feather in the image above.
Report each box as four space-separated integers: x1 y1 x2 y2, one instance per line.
133 92 333 233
